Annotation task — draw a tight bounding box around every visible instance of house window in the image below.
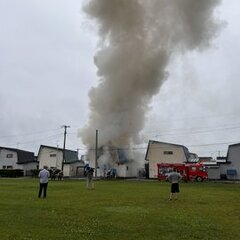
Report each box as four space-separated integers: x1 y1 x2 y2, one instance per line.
164 151 173 155
3 165 6 169
7 166 13 169
6 154 13 158
50 154 57 157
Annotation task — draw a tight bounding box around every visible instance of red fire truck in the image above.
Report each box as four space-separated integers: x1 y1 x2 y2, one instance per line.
157 163 208 182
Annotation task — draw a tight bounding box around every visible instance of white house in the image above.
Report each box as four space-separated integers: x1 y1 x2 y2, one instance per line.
219 143 240 180
37 145 84 177
0 147 37 176
145 140 190 178
87 147 140 178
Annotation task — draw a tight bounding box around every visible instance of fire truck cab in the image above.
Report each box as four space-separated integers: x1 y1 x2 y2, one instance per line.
157 163 208 182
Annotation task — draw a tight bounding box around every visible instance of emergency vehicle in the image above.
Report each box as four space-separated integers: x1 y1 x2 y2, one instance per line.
157 163 208 182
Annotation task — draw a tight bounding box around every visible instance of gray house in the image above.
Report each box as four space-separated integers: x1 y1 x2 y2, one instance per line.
220 143 240 180
0 147 37 175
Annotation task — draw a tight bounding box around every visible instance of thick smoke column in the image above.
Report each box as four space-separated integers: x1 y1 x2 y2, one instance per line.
80 0 222 149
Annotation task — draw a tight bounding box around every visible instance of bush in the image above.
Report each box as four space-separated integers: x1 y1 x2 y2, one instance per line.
30 169 40 178
0 169 24 178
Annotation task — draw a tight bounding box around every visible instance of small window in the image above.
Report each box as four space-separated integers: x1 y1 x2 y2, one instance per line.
191 167 197 171
7 166 13 169
3 165 6 169
164 151 173 155
6 154 13 158
50 154 57 157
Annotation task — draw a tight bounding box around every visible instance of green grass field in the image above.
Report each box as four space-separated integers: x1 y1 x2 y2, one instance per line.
0 178 239 240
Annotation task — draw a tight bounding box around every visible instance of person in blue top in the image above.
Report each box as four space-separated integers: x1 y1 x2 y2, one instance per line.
38 166 50 198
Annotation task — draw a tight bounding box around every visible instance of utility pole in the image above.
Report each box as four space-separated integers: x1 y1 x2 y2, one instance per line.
61 125 70 171
95 129 98 177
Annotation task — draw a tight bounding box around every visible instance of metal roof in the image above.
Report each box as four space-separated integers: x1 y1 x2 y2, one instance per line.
0 146 36 164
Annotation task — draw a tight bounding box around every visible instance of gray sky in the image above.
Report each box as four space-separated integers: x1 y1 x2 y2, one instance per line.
0 0 240 159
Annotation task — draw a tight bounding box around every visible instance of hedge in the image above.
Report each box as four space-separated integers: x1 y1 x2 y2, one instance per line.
0 169 24 178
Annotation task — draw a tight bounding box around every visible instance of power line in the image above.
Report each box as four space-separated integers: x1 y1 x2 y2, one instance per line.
0 128 62 139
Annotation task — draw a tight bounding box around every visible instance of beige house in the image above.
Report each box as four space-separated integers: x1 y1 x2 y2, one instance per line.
145 140 190 178
38 145 84 177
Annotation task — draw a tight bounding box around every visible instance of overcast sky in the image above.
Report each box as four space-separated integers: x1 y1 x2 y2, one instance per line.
0 0 240 159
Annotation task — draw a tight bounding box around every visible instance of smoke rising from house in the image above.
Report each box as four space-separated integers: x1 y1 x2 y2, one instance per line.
80 0 222 150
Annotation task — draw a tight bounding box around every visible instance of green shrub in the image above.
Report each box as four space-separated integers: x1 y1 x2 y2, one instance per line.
0 169 24 177
30 169 40 178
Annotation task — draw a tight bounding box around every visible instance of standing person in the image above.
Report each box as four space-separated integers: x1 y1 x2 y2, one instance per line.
86 166 94 189
38 166 50 198
167 168 182 200
58 170 63 180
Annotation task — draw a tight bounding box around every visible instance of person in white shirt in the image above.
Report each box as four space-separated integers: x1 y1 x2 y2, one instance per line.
38 166 50 198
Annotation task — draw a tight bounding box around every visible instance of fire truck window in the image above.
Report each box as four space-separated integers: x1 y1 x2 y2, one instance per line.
191 167 197 171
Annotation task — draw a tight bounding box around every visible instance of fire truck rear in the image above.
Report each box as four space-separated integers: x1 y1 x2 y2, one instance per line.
157 163 208 182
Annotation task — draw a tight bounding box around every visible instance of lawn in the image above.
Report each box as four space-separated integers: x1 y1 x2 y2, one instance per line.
0 178 239 240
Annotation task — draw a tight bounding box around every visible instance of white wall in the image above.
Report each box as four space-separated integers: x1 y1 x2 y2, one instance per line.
18 162 38 176
146 142 187 178
38 147 63 170
0 149 18 169
206 167 221 180
63 162 84 177
220 145 240 180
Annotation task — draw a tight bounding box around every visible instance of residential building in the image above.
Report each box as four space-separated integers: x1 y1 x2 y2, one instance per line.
87 147 140 178
37 145 84 177
145 140 190 178
0 147 37 175
220 143 240 180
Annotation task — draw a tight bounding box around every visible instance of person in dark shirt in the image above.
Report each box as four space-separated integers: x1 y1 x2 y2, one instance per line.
86 167 94 189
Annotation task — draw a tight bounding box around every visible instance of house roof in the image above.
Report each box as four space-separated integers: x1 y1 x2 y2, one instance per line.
228 143 240 148
38 145 79 163
0 146 36 164
145 140 190 161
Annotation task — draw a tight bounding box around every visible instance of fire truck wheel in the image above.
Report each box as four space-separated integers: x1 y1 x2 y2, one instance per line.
196 176 203 182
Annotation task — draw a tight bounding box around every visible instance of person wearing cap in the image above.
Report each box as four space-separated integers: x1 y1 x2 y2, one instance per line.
38 166 50 198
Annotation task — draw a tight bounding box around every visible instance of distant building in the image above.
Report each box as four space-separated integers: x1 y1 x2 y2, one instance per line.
219 143 240 180
145 140 190 178
37 145 84 177
87 147 140 178
199 157 214 162
0 147 37 176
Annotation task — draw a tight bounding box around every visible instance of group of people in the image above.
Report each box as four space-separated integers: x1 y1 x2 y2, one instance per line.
38 165 95 198
38 166 182 200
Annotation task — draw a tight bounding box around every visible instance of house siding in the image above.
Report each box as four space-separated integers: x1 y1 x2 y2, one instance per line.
0 149 18 169
38 147 63 170
146 141 188 178
38 146 81 177
220 145 240 180
63 162 84 177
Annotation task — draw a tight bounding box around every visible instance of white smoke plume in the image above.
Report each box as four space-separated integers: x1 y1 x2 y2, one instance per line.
80 0 222 150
